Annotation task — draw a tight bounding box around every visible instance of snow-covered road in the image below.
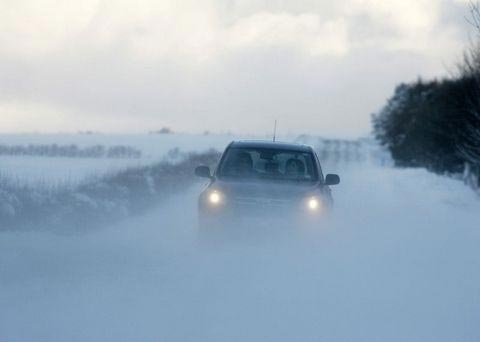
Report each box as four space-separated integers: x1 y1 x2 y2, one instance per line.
1 163 479 342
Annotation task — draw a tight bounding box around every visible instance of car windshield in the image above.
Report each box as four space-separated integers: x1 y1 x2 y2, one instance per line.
218 147 318 182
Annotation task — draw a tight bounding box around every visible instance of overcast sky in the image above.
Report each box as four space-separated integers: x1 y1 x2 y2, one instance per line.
0 0 474 137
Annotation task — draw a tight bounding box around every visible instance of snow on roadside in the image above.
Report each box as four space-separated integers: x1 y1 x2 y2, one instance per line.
0 161 479 342
0 149 220 231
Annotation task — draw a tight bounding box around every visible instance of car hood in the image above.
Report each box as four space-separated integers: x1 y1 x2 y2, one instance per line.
210 179 322 200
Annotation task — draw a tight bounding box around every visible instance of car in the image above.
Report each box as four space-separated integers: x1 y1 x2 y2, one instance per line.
194 140 340 230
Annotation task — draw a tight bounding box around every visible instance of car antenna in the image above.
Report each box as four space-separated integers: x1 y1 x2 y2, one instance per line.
273 119 277 142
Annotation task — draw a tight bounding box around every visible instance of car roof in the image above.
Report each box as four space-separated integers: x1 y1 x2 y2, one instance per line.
229 140 313 153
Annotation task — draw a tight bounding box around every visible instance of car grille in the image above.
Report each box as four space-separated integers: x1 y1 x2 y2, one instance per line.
231 196 292 208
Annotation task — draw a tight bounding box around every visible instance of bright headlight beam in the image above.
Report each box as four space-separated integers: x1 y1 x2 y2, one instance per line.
307 198 319 210
209 192 221 204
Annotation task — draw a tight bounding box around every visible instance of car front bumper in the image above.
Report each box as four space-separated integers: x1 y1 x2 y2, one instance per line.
198 196 329 230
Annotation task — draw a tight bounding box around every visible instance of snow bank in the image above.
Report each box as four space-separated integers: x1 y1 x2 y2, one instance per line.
0 149 220 231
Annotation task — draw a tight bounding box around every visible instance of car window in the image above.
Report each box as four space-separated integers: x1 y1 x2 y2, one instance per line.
218 147 318 181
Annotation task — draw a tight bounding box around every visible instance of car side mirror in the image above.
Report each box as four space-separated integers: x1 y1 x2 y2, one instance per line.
195 165 212 178
325 174 340 185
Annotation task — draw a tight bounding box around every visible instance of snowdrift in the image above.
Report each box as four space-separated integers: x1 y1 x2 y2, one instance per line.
0 149 220 231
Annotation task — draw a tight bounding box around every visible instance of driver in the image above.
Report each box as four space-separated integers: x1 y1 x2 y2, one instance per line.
235 151 255 175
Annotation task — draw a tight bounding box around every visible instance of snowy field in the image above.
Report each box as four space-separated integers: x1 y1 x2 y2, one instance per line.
0 133 368 185
0 133 238 184
0 146 479 341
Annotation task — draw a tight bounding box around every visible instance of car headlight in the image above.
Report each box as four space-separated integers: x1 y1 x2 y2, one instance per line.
306 197 321 211
208 191 222 205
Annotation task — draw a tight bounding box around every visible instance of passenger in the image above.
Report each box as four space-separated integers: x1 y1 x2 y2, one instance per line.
285 158 305 178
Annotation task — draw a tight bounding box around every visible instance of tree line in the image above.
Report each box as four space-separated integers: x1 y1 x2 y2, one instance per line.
0 144 142 159
372 4 480 191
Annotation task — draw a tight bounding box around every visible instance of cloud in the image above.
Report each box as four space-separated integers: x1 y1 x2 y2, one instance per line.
342 0 464 55
223 12 348 57
0 0 453 59
0 0 98 56
0 0 472 136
